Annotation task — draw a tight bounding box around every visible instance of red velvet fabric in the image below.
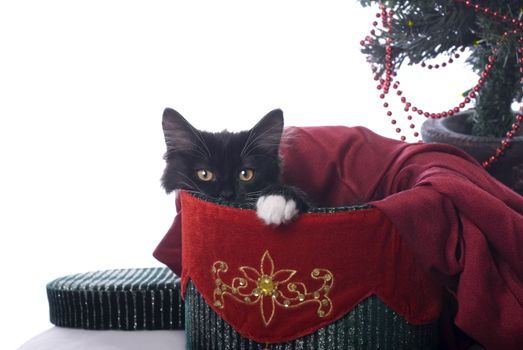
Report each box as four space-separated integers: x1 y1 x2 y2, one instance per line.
179 192 441 344
154 126 523 349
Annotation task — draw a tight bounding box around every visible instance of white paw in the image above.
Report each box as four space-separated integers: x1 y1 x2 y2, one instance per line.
256 195 299 225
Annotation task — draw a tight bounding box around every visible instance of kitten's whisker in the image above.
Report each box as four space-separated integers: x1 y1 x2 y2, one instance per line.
165 143 209 160
245 191 264 201
176 182 199 192
242 142 282 158
241 124 282 158
240 128 257 158
178 186 201 195
245 191 263 196
187 125 212 158
182 139 210 159
176 171 205 194
167 124 211 159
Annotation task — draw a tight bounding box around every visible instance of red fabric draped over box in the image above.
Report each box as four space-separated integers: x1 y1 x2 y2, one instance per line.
154 126 523 349
179 192 441 344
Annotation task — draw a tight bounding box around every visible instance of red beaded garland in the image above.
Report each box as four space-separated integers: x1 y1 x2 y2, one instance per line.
364 0 522 167
420 47 465 69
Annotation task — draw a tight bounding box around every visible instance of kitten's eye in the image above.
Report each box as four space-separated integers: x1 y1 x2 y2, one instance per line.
239 169 254 182
196 169 214 182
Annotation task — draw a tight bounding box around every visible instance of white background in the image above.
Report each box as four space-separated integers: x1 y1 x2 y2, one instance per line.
0 1 476 348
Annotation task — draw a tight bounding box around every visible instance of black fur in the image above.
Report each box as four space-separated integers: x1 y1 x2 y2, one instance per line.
161 108 308 210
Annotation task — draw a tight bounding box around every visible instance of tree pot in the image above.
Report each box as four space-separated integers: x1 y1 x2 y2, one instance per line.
421 110 523 195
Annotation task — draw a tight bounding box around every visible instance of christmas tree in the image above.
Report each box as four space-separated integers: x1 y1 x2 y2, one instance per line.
358 0 523 137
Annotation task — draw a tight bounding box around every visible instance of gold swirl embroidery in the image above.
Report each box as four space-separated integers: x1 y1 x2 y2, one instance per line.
212 250 334 326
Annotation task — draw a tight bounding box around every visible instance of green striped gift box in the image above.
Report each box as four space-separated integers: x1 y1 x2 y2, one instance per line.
185 281 439 350
46 267 184 330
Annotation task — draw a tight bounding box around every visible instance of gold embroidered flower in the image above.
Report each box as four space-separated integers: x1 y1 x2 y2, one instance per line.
239 251 297 326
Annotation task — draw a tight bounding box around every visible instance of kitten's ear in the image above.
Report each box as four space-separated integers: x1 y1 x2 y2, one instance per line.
162 108 205 154
247 109 284 154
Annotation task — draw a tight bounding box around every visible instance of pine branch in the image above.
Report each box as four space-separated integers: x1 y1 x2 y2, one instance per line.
358 0 523 137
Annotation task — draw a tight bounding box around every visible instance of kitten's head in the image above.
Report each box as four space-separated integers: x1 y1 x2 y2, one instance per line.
161 108 284 202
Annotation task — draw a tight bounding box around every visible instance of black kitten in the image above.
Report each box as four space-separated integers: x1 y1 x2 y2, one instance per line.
161 108 308 225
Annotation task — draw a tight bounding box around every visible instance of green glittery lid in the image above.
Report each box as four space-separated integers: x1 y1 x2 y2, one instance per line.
46 267 184 330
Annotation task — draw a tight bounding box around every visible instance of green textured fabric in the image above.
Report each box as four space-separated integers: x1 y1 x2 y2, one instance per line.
185 281 439 349
46 267 184 330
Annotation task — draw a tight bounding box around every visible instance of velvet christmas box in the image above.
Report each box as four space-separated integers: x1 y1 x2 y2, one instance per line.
154 125 523 349
46 267 184 330
179 192 442 349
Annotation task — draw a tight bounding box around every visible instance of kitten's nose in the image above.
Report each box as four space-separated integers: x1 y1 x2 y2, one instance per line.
220 189 234 200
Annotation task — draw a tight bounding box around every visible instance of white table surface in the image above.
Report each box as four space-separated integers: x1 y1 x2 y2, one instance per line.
17 327 185 350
